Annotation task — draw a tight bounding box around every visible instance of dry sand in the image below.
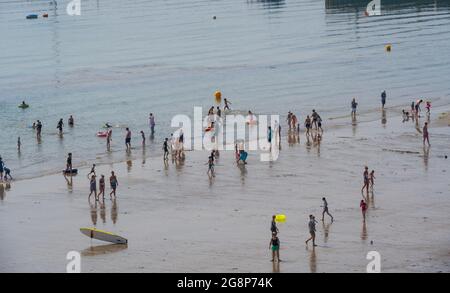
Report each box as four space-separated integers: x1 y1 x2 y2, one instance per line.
1 107 450 273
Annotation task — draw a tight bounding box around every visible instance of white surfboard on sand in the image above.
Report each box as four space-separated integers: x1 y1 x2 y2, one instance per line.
80 228 128 244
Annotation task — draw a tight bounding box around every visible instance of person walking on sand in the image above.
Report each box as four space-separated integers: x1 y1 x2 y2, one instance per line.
305 215 318 247
149 113 155 134
370 170 376 188
0 157 4 180
88 174 97 201
311 110 320 130
351 98 358 118
304 115 312 137
271 215 279 235
17 137 21 151
140 130 145 146
224 98 232 111
87 164 96 178
66 153 73 172
98 175 106 200
125 128 132 151
381 90 387 109
109 171 118 198
163 138 169 160
269 232 281 262
360 200 367 221
206 155 215 178
292 113 298 130
321 197 334 222
361 166 370 194
423 122 430 146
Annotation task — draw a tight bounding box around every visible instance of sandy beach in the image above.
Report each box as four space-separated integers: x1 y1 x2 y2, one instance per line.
1 106 449 273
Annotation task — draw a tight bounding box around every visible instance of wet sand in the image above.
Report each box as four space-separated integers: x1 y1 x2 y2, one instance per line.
1 107 450 273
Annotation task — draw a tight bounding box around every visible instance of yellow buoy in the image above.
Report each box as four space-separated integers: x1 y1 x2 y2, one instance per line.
275 214 286 223
385 44 392 52
214 91 222 104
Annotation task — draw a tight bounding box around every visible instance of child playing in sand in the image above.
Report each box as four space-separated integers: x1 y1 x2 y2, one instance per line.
269 232 281 262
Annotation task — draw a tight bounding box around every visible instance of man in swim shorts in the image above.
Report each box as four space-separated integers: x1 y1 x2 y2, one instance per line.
125 128 131 151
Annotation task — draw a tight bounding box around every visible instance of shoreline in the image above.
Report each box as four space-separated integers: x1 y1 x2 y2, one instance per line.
6 101 450 183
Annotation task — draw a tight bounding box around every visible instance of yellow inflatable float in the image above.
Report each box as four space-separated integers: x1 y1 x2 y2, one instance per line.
214 91 222 104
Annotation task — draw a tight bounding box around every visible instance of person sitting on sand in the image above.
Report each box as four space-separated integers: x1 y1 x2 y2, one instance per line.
305 215 318 247
269 232 281 262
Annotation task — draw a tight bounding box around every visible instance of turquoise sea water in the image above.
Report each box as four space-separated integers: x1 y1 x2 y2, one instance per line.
1 0 450 178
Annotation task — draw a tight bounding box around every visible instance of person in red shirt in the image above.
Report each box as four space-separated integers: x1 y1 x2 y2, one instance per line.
360 200 367 222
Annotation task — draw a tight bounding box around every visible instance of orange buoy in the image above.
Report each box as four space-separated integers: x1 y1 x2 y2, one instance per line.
43 13 49 18
385 44 392 52
214 91 222 104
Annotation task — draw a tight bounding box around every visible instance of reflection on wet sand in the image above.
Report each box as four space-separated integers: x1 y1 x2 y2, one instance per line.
361 221 368 241
238 164 247 185
81 243 128 257
272 259 280 273
352 115 357 136
0 184 5 200
423 145 430 171
381 109 387 127
90 201 98 226
325 0 450 13
100 200 106 224
111 198 118 224
64 174 73 193
127 159 133 173
322 222 332 243
308 247 317 273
